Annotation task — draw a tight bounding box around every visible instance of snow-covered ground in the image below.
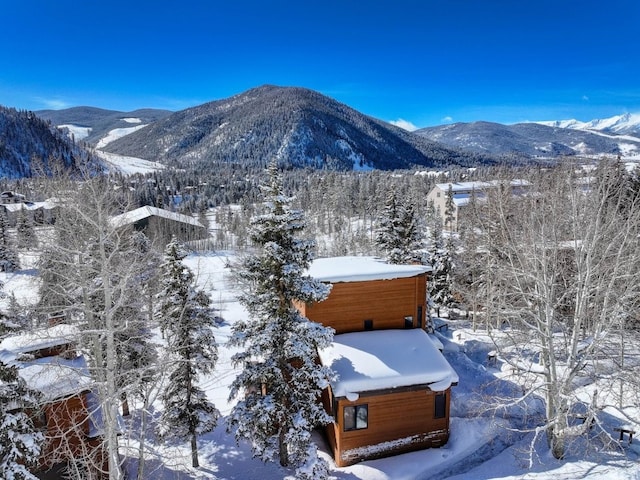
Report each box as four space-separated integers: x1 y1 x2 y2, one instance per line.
96 124 148 149
95 150 166 175
2 251 640 479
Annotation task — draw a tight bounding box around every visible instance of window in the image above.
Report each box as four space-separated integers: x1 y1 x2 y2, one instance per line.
417 306 423 328
434 393 446 419
404 316 413 329
344 404 368 431
364 319 373 331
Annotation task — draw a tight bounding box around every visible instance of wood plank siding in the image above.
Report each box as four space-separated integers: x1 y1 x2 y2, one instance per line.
327 387 451 467
299 274 427 334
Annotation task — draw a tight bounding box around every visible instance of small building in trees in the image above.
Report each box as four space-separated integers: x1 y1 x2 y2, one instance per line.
0 195 59 226
0 191 26 204
296 256 458 467
0 324 108 479
427 180 530 231
110 205 207 246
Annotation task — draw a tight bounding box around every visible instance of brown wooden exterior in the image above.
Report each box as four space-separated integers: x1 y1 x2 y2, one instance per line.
298 261 454 466
324 386 451 467
35 391 107 478
298 273 427 334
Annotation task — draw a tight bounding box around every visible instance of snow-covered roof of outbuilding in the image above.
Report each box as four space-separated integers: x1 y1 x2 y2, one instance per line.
318 329 458 399
0 324 80 358
18 355 94 402
307 256 430 283
110 205 204 229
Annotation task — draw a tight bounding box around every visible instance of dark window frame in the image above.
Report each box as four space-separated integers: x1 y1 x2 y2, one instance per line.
344 404 369 431
434 393 446 419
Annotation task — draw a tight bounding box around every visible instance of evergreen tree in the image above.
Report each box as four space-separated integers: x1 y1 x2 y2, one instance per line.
444 184 455 231
16 208 37 249
156 238 219 468
0 299 43 480
376 187 423 264
0 210 19 272
428 218 455 317
228 161 334 479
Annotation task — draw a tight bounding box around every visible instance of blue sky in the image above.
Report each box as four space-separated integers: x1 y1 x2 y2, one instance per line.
1 0 639 128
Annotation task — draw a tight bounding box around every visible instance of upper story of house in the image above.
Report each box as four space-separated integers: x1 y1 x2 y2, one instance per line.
296 256 431 334
427 180 531 231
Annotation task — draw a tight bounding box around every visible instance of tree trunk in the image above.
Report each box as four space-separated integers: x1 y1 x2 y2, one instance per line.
191 434 199 468
121 392 130 417
136 409 147 479
279 427 289 467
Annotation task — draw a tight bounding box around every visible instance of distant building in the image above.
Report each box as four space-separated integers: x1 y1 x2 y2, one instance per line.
427 180 530 231
0 191 59 225
0 323 108 479
110 205 207 246
296 256 458 467
0 191 26 204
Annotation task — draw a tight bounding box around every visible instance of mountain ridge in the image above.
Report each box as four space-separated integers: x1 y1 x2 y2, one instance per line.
100 85 495 171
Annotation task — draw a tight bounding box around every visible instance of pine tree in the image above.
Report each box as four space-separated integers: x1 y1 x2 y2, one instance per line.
228 160 334 479
16 208 37 249
444 184 455 231
376 187 423 264
0 210 19 272
428 216 456 317
156 238 219 468
0 303 43 480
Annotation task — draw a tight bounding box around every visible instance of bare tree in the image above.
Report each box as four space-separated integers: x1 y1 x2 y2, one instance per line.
462 161 640 459
37 175 159 479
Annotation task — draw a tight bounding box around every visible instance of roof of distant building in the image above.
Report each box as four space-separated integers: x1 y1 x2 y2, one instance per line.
110 205 204 229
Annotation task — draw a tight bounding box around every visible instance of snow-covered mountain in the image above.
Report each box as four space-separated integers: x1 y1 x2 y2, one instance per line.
538 112 640 136
0 106 98 178
35 106 172 146
101 85 495 171
414 121 638 159
416 110 640 160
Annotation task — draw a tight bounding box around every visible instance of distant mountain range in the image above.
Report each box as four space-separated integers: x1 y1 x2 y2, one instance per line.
2 86 638 178
97 85 491 171
35 106 172 146
414 120 640 158
537 113 640 136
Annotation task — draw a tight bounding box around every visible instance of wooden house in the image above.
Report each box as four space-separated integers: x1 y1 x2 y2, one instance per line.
297 256 430 334
298 256 458 467
0 324 108 479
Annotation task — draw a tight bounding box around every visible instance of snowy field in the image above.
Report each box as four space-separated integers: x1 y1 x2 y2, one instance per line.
2 251 640 479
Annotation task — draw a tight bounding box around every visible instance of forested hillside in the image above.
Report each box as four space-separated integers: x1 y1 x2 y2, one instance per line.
103 85 494 170
0 106 98 177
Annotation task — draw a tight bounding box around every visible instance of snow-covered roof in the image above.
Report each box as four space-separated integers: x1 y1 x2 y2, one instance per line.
18 355 94 402
318 329 458 398
0 324 80 358
308 256 430 283
110 205 204 229
434 179 531 193
0 200 58 212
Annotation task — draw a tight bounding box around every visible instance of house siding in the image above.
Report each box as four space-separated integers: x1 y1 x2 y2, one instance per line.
300 274 427 334
328 387 451 467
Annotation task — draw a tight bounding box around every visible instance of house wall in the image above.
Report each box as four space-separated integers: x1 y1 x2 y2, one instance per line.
299 274 427 334
136 216 207 245
327 387 451 467
39 392 91 470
